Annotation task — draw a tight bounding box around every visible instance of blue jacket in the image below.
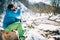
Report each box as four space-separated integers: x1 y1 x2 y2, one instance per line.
3 8 21 29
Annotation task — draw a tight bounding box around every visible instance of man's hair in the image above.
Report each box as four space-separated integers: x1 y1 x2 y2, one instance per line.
7 4 14 9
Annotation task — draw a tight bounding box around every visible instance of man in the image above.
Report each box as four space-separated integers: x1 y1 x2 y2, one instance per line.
3 4 24 38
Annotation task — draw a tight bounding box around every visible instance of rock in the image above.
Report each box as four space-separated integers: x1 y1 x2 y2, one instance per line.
24 29 47 40
0 30 18 40
48 38 55 40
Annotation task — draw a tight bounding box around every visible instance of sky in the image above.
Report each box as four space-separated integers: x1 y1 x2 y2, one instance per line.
28 0 51 5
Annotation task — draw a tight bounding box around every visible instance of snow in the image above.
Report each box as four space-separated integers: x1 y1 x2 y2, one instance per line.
17 3 60 40
49 15 57 21
48 38 55 40
35 24 59 31
28 0 51 5
0 14 4 27
24 29 47 40
20 5 60 40
21 11 60 40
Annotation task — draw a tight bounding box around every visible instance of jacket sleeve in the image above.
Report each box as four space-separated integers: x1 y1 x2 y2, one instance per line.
6 8 21 17
15 8 21 16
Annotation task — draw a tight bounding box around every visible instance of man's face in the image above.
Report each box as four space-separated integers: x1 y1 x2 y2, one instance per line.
11 6 16 11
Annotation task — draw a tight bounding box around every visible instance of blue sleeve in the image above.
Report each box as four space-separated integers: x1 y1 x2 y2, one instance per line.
15 8 21 16
6 8 21 17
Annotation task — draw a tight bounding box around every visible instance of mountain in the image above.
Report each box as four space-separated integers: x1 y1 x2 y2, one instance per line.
28 2 56 13
19 0 56 13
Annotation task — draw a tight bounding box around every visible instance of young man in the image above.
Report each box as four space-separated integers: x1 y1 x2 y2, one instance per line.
3 4 24 38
